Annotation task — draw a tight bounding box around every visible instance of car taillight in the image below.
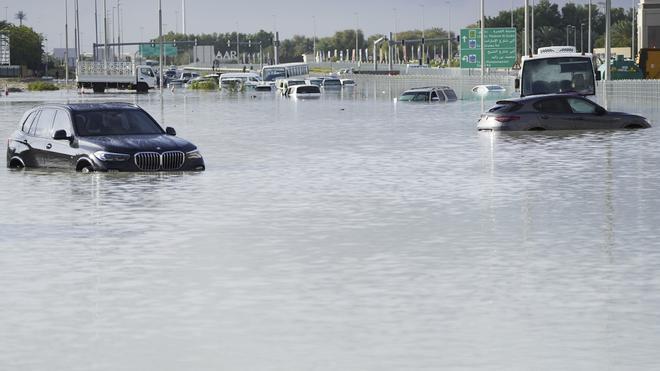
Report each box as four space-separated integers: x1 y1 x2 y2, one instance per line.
494 115 521 123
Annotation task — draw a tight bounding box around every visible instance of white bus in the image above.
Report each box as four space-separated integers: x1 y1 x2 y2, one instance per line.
517 46 598 98
261 62 309 83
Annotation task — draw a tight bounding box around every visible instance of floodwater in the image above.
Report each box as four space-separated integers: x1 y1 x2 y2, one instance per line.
1 84 660 371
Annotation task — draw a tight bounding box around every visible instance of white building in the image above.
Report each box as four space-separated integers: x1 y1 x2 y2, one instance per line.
0 34 9 65
638 0 660 49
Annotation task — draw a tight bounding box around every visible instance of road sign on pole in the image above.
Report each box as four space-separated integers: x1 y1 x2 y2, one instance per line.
460 27 517 69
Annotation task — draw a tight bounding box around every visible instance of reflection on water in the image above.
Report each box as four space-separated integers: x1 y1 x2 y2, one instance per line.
1 88 660 370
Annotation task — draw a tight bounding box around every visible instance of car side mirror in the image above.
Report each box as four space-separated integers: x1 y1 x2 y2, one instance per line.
53 129 71 141
515 78 520 89
165 127 176 136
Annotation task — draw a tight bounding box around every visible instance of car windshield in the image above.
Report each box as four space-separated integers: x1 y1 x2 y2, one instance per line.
73 109 163 136
521 57 595 96
399 91 428 102
443 89 457 100
324 79 341 85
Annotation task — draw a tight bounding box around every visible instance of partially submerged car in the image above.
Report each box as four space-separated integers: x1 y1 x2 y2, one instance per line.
285 84 321 99
399 86 458 103
472 84 506 95
7 103 205 172
477 94 651 131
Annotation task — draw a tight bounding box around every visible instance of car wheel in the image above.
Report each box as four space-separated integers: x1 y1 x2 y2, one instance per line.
80 165 95 173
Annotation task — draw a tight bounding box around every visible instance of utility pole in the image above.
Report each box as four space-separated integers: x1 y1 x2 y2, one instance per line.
103 0 108 68
159 0 163 94
588 0 592 53
631 0 635 58
531 0 535 54
605 0 611 80
65 0 69 86
94 0 98 61
446 1 452 64
117 0 121 58
420 4 425 65
524 0 529 56
581 23 585 53
182 0 186 35
73 0 78 63
480 0 484 79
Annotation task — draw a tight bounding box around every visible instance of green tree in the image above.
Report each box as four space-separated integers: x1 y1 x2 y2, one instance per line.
4 24 44 70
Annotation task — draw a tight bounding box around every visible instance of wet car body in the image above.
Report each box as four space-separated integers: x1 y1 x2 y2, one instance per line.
7 103 205 172
477 94 651 131
399 86 458 103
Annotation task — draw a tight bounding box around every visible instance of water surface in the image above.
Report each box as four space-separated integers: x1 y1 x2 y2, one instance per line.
1 85 660 370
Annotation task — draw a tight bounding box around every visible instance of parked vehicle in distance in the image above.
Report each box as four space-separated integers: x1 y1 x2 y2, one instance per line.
76 61 157 93
340 79 356 87
399 86 458 103
219 72 262 89
472 84 506 94
477 94 651 131
169 71 200 87
7 103 205 172
321 77 342 89
276 78 306 93
285 84 321 99
254 83 273 92
306 77 324 86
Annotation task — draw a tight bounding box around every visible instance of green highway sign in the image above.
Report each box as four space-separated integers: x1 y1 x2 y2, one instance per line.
460 28 517 69
139 43 178 57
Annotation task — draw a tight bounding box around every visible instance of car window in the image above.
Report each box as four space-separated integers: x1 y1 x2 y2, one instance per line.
566 98 598 114
533 98 571 114
34 109 56 138
443 89 457 100
52 110 73 136
430 91 442 101
73 109 163 136
412 93 429 102
21 111 37 132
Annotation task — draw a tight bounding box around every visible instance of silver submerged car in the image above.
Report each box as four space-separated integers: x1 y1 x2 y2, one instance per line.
399 86 458 103
477 94 651 131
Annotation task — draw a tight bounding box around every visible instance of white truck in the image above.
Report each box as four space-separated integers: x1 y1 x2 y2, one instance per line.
76 61 157 93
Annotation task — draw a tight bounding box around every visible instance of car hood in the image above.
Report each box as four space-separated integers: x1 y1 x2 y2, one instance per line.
79 134 196 154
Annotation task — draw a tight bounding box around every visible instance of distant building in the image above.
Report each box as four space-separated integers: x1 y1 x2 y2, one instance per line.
52 48 77 67
0 34 9 65
638 0 660 49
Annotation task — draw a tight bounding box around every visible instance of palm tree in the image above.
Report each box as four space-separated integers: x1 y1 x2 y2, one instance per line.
15 11 26 26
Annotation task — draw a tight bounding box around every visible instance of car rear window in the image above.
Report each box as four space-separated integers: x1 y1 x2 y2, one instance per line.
73 109 163 136
297 86 320 94
489 101 522 113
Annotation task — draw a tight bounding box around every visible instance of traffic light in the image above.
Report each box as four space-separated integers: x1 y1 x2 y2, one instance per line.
421 37 425 44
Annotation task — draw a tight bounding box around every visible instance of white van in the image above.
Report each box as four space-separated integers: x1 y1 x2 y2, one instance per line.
285 84 321 99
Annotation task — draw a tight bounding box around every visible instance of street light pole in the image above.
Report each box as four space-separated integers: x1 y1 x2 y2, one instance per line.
605 0 611 80
446 1 452 64
588 0 592 53
531 0 535 54
480 0 484 79
524 0 529 55
65 0 69 87
159 0 163 94
420 4 425 65
631 0 636 58
581 23 585 53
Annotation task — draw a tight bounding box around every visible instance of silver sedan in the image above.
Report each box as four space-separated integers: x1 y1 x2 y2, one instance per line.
477 94 651 131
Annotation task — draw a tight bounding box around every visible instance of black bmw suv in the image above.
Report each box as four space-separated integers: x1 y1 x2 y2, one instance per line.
7 103 205 172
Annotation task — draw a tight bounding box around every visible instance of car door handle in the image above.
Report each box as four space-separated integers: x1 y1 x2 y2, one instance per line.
46 143 52 149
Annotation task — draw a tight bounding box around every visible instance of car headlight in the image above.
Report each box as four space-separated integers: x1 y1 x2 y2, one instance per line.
94 151 130 162
186 149 203 159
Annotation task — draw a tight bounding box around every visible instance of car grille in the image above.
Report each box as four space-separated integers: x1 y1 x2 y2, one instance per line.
134 151 185 171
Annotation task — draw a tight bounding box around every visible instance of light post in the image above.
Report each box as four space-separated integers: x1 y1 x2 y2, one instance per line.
480 0 484 79
531 0 535 54
524 0 529 56
588 0 592 53
446 1 452 65
354 12 359 64
312 15 316 62
581 23 585 53
393 8 398 64
574 24 577 47
420 4 425 65
605 0 611 80
631 0 636 58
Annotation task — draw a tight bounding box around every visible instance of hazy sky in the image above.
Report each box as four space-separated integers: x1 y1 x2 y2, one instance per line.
3 0 635 52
